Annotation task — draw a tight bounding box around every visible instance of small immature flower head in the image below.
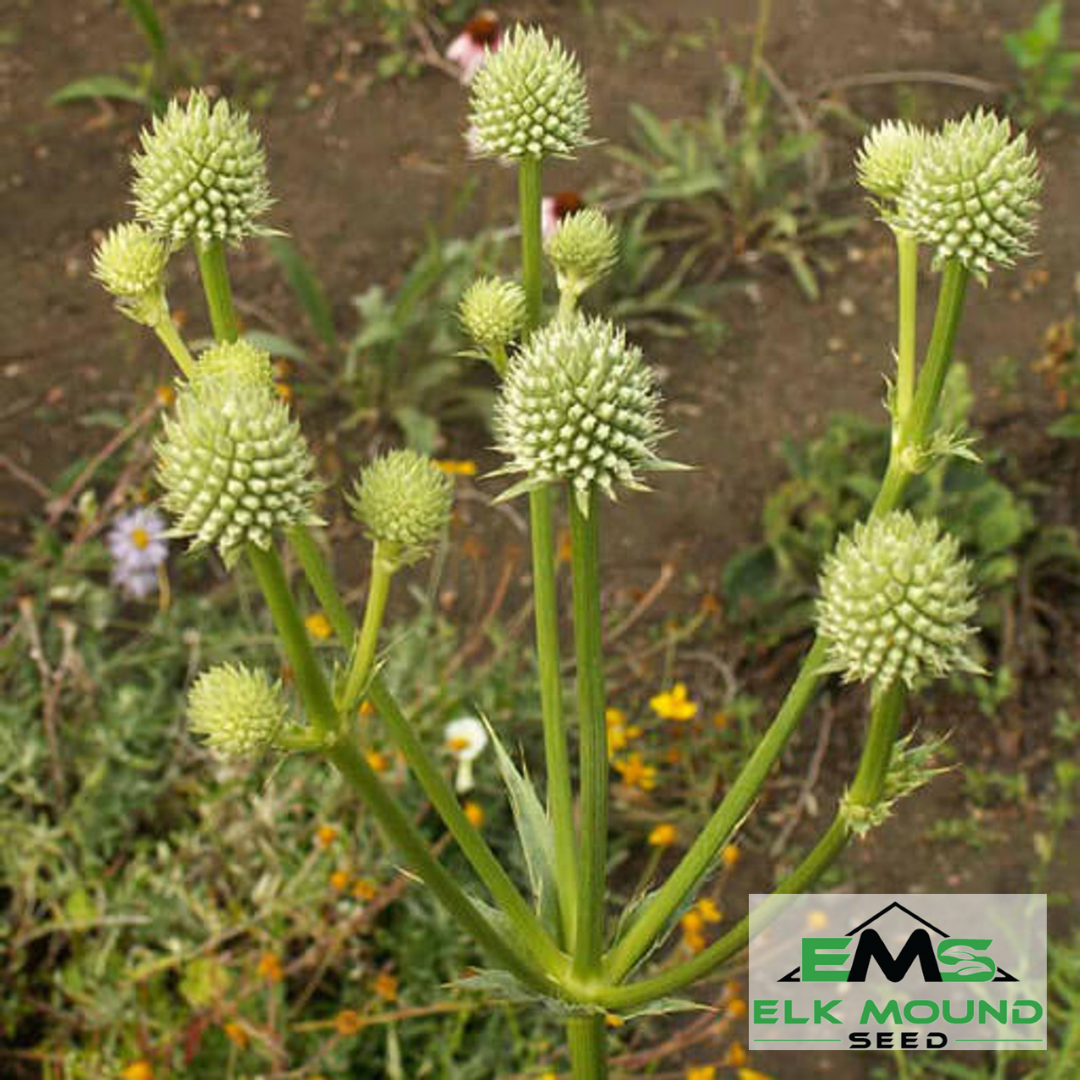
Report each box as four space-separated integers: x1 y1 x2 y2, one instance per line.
545 207 618 298
446 10 501 84
468 26 590 161
133 90 273 248
459 276 527 358
855 120 929 216
494 315 672 514
92 222 170 325
156 372 320 566
108 506 169 599
188 662 288 758
192 338 275 393
899 109 1040 276
347 449 453 567
816 511 980 690
542 191 585 237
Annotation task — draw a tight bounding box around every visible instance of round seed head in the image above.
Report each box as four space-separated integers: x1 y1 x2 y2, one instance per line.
855 120 929 219
816 511 981 690
898 109 1040 276
188 662 287 758
132 90 273 248
545 207 618 296
192 339 275 394
347 449 453 566
459 276 527 355
468 25 590 161
156 373 320 566
92 222 170 325
494 315 672 513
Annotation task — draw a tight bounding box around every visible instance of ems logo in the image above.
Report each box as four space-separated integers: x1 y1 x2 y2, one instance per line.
747 894 1047 1051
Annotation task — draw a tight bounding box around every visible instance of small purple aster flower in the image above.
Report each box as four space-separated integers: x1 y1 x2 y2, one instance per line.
108 507 168 599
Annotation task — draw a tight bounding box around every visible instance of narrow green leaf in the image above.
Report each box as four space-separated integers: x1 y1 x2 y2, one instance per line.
267 237 338 348
49 75 151 108
122 0 166 59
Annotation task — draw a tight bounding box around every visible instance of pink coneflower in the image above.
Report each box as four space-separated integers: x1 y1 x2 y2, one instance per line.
446 11 501 84
542 191 586 237
107 507 168 599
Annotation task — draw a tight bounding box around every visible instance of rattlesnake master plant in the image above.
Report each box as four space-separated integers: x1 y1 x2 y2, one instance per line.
91 29 1043 1074
188 662 288 758
468 25 590 160
92 222 170 326
899 109 1041 277
133 90 273 248
816 511 980 690
347 449 453 568
493 314 673 514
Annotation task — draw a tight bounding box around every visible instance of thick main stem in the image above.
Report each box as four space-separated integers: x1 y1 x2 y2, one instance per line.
598 683 906 1011
568 1014 608 1080
195 240 240 341
569 490 607 981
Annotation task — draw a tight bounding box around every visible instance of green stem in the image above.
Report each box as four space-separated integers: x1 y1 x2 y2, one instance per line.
569 489 607 980
196 239 240 341
286 526 355 645
152 314 196 379
339 545 395 712
246 544 337 738
325 737 558 998
597 683 906 1011
895 230 919 425
519 155 544 332
567 1014 608 1080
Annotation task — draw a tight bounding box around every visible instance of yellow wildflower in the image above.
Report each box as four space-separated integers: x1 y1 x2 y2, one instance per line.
680 910 707 952
305 611 333 640
722 844 740 867
686 1067 716 1080
366 749 389 772
605 707 642 757
696 898 722 924
649 682 698 721
274 381 293 402
434 459 478 476
256 951 284 984
463 800 485 828
737 1070 773 1080
373 971 398 1002
728 998 748 1018
604 1012 624 1028
315 823 338 849
121 1063 154 1080
335 1008 363 1035
723 1041 748 1066
613 753 657 791
353 877 378 901
359 699 376 717
329 869 350 892
223 1021 248 1048
154 384 175 407
648 823 678 848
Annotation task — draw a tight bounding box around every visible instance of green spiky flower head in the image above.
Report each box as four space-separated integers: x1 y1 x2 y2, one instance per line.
816 511 980 690
855 120 929 223
494 315 674 514
468 26 590 161
459 276 527 364
192 338 275 394
188 662 288 758
347 449 453 567
133 90 273 248
156 370 320 566
899 109 1040 276
545 207 618 300
92 222 170 326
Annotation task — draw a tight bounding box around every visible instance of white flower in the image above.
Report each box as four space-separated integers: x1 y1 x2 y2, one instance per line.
444 716 489 793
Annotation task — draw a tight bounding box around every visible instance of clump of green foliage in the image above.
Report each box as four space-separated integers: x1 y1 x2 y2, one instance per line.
1004 1 1080 125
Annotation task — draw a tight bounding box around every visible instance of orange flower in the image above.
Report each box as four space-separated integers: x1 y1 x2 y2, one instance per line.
686 1067 716 1080
463 800 485 828
154 384 175 407
373 971 398 1002
696 898 722 924
649 683 698 721
721 844 740 868
366 749 390 772
359 699 376 717
728 998 748 1018
223 1021 249 1048
335 1008 364 1035
257 951 284 984
434 459 478 476
305 612 333 640
680 910 707 952
613 753 657 791
605 707 642 757
121 1063 154 1080
737 1070 773 1080
352 877 378 901
315 823 338 849
648 823 678 848
329 869 351 891
274 381 293 402
604 1013 625 1028
723 1041 748 1066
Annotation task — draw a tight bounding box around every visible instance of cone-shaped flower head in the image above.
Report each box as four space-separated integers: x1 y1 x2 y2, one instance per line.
816 511 980 690
468 25 590 161
459 276 527 360
192 338 276 393
188 662 287 758
92 222 170 326
545 207 618 299
132 90 272 248
855 120 929 224
899 109 1040 276
156 362 320 566
347 449 453 567
493 315 672 514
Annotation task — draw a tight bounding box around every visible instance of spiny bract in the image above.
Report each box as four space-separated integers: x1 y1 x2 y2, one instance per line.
188 662 287 758
545 207 618 294
459 276 527 354
898 109 1040 276
347 449 453 566
816 511 980 690
493 315 671 514
156 374 319 566
92 222 169 324
855 120 929 218
133 90 273 248
468 26 590 161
